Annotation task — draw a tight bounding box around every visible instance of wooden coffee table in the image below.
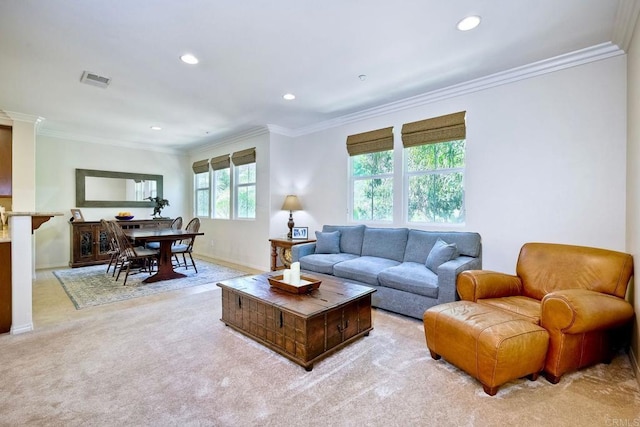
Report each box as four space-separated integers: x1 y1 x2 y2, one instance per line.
217 273 376 371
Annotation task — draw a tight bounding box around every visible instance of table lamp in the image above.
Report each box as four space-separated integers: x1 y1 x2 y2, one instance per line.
281 195 303 239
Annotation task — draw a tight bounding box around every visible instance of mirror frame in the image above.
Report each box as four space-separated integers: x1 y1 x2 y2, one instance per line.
76 168 163 208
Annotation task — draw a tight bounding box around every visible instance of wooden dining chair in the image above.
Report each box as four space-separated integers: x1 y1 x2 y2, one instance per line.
112 225 159 285
172 217 200 273
147 216 183 250
101 220 122 277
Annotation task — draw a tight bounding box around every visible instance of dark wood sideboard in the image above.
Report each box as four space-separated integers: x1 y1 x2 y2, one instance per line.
0 242 11 333
69 218 172 268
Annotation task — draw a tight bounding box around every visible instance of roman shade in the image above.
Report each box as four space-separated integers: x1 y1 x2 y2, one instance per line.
402 111 466 147
210 154 231 170
192 159 210 174
231 148 256 166
346 127 394 156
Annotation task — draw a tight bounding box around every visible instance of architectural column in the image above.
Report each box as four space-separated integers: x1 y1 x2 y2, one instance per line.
4 112 43 334
9 215 32 334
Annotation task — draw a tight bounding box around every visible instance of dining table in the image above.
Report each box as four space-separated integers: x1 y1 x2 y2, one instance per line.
124 228 204 283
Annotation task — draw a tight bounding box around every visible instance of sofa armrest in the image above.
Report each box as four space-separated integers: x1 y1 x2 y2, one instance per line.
541 289 634 334
291 242 316 262
456 270 523 302
436 256 482 302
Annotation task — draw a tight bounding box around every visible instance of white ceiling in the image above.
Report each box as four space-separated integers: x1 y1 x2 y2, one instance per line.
0 0 637 151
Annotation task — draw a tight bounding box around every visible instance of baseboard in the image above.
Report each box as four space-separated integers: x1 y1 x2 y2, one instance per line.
630 347 640 389
11 322 33 335
193 254 263 274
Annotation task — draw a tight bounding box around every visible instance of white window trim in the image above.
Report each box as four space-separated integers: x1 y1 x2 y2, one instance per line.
233 163 256 220
212 168 231 220
348 153 394 224
194 171 211 218
402 143 466 226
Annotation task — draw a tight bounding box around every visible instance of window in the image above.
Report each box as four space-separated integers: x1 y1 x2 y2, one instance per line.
235 163 256 218
211 154 231 219
402 111 466 224
192 159 211 217
405 140 465 223
213 168 230 219
351 151 393 221
194 171 210 217
193 148 256 220
231 148 256 219
346 127 394 222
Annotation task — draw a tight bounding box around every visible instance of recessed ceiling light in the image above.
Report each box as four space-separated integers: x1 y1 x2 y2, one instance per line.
150 126 162 130
283 93 296 101
457 15 481 31
180 53 199 65
358 74 367 81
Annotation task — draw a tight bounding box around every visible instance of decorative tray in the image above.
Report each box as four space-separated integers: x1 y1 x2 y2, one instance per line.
115 215 134 220
268 275 321 294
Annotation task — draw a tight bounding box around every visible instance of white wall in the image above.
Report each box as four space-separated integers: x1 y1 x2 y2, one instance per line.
626 14 640 379
35 136 190 269
189 130 272 271
285 56 628 274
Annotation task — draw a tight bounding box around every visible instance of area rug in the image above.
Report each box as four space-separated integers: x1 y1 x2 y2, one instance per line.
53 260 248 309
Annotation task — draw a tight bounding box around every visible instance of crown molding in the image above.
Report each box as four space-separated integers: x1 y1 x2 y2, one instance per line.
1 110 45 126
612 0 640 52
266 124 296 137
288 42 624 138
188 126 270 155
38 128 183 155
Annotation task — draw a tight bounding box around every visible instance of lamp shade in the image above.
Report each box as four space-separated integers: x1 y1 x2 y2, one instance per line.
281 195 303 211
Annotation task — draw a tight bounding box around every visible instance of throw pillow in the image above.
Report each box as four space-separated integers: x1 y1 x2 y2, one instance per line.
425 238 458 273
315 230 341 254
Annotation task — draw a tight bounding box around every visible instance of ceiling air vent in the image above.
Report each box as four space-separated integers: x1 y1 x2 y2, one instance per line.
80 71 111 88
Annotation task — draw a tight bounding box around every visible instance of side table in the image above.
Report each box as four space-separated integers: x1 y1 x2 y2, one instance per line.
269 237 316 271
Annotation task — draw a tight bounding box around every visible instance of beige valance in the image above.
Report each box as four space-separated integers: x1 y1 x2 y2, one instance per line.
210 154 231 170
231 147 256 166
192 159 210 174
401 111 466 147
346 127 394 156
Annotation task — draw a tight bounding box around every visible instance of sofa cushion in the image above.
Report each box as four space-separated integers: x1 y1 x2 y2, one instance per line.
333 256 400 286
425 238 458 273
300 253 359 275
404 230 437 263
360 227 409 262
322 225 365 255
478 296 541 324
378 262 439 298
315 230 341 254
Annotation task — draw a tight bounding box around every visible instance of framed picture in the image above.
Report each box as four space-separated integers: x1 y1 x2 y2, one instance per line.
292 226 308 240
70 208 85 222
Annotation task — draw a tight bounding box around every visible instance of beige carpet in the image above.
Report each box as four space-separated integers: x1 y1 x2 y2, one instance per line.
1 284 639 426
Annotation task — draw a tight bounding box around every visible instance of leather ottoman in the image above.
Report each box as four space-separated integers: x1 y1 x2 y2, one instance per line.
423 301 549 395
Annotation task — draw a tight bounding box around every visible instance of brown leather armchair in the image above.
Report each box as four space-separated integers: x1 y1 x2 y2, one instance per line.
457 242 634 383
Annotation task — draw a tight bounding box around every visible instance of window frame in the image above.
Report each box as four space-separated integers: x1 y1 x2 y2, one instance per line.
233 162 256 220
349 149 394 223
403 139 466 225
194 170 211 218
212 167 231 219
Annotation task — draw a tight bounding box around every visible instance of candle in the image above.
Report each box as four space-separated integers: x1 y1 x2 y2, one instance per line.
283 269 291 283
290 262 301 285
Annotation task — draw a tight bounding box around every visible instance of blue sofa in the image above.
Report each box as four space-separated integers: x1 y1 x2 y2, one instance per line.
291 225 482 319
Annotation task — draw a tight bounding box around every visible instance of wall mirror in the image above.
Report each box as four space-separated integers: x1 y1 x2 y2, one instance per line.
76 169 163 208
